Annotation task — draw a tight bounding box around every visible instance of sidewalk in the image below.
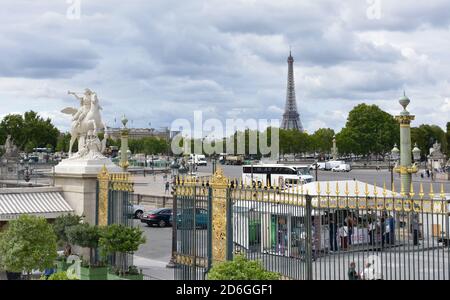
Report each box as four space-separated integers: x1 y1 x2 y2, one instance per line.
133 255 174 280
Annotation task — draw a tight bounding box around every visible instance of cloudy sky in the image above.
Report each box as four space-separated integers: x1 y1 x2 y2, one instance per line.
0 0 449 135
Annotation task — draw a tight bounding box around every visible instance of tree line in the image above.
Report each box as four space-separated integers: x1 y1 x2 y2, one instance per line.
0 107 448 159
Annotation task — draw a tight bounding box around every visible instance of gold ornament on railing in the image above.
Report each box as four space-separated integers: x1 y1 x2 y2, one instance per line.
419 183 425 199
429 183 434 199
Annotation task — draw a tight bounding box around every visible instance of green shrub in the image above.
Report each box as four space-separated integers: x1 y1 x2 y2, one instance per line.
0 215 57 279
41 271 77 280
99 224 145 274
207 255 280 280
66 223 102 266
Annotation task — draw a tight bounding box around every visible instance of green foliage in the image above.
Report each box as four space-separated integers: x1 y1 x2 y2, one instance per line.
411 124 447 157
447 122 450 155
336 104 399 157
0 111 60 151
0 215 57 275
56 133 77 153
128 137 169 155
41 271 76 280
66 223 100 249
52 214 83 245
66 223 101 265
311 128 335 154
99 224 146 257
207 255 280 280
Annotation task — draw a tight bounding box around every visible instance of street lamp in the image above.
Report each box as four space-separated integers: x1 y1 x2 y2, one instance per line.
412 143 421 163
390 144 400 189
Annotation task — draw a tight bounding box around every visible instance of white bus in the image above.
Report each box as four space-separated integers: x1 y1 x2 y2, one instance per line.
242 164 314 187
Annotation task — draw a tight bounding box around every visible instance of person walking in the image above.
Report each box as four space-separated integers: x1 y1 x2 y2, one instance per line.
339 224 349 250
412 214 420 246
329 216 338 253
368 218 377 247
165 181 170 194
348 262 359 280
345 215 354 246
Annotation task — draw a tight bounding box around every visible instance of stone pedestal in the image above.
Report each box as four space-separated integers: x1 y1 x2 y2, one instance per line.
54 158 121 224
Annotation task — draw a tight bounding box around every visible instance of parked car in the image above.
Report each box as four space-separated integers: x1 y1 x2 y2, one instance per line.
332 164 351 172
176 208 208 229
127 204 145 219
140 208 173 227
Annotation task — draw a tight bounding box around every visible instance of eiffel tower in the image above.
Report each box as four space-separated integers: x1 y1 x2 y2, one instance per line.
281 51 303 131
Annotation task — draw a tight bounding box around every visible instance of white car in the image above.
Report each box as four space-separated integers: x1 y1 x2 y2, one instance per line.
128 204 145 219
332 164 351 172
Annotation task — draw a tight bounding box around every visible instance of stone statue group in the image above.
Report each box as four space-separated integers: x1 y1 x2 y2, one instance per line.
62 88 108 160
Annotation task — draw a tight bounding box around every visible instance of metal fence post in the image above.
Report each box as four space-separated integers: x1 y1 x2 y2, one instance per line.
305 194 313 280
210 167 229 263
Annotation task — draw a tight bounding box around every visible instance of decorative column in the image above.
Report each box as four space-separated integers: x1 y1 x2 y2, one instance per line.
97 165 110 226
394 93 418 195
210 167 231 262
332 135 338 161
119 115 129 172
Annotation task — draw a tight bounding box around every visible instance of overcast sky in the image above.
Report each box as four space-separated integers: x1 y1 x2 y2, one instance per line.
0 0 449 135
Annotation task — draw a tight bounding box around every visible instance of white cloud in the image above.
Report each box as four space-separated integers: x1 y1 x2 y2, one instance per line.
0 0 449 134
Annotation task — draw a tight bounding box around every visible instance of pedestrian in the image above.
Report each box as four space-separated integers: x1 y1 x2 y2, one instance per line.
345 215 354 246
348 262 359 280
412 214 420 246
361 262 374 280
368 218 377 246
165 181 170 194
329 216 338 253
380 217 386 248
339 224 348 250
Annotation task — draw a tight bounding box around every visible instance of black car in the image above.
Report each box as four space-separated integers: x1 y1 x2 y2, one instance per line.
140 208 173 227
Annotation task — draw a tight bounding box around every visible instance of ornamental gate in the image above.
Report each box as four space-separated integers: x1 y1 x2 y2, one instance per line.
175 168 449 280
96 166 135 268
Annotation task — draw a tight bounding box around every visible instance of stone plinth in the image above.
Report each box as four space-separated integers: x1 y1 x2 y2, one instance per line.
54 158 121 224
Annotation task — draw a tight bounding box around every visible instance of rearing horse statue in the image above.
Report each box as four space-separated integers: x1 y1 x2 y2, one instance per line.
62 92 107 157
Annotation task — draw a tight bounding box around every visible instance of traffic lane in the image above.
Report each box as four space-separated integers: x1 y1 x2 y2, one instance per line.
135 220 172 262
196 165 449 194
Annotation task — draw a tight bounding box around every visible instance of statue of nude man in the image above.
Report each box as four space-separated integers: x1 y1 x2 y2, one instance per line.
68 88 93 128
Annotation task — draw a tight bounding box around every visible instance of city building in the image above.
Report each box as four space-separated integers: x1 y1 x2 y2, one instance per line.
106 126 172 141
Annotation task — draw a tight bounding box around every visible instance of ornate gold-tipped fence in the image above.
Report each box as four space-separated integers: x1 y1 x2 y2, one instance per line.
96 165 134 226
174 167 450 280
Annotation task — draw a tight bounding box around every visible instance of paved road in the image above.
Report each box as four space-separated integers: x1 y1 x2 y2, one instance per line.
134 220 174 280
194 165 450 195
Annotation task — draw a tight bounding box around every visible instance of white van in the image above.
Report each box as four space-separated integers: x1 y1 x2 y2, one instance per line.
332 164 351 172
325 160 345 171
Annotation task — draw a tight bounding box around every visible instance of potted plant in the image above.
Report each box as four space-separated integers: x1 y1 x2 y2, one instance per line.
0 215 58 280
52 214 83 272
98 224 146 280
66 223 107 280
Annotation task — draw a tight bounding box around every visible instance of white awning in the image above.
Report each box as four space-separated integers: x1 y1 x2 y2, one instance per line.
0 189 74 221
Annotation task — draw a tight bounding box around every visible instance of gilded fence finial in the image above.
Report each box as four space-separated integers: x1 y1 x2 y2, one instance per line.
326 181 331 195
429 182 434 198
400 180 406 197
391 181 397 197
419 183 425 199
364 182 369 196
440 183 446 199
373 180 378 196
354 181 359 196
335 181 340 195
410 182 415 198
316 181 321 195
382 179 387 197
345 181 349 196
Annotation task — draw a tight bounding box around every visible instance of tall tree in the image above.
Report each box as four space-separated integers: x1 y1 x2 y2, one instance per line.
311 128 335 154
0 111 60 151
336 104 399 158
411 124 447 158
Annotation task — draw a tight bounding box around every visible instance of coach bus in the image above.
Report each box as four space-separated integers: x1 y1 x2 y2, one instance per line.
242 164 314 187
